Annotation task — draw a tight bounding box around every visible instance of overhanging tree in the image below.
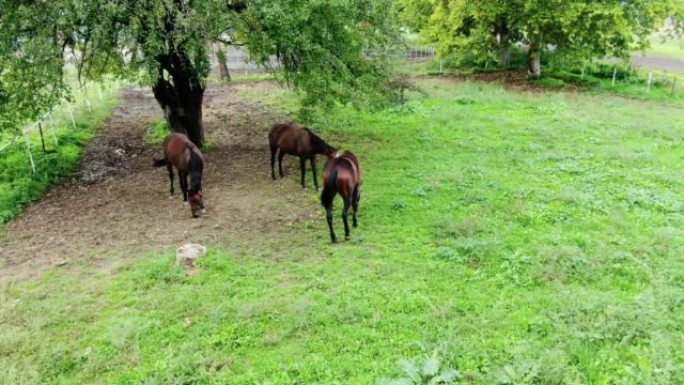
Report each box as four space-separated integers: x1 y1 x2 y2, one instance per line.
1 0 396 147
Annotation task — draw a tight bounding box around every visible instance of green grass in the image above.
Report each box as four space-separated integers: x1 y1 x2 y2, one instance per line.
0 82 120 225
144 119 219 153
230 72 278 82
3 80 684 384
529 77 566 89
143 120 172 145
638 36 684 59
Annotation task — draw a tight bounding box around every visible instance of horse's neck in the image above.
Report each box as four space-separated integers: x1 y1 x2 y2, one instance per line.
308 134 325 154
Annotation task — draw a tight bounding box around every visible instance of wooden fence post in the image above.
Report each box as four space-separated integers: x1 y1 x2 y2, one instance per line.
23 134 36 173
672 76 677 96
84 84 92 111
47 112 58 145
38 122 47 154
66 103 76 129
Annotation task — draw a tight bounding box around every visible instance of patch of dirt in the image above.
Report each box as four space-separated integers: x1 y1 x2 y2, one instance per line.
74 88 156 184
0 81 323 281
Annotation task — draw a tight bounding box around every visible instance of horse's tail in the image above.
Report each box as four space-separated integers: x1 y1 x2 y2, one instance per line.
321 168 337 208
153 158 167 167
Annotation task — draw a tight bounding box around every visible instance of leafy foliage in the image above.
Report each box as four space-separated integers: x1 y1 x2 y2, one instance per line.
398 0 684 75
0 0 399 143
379 357 460 385
244 0 400 119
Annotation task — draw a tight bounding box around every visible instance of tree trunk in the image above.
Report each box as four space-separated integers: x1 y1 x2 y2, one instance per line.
496 18 511 67
215 44 231 82
152 52 205 147
527 39 542 78
499 39 511 67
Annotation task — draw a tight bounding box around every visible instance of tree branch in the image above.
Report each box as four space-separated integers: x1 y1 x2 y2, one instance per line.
216 37 246 46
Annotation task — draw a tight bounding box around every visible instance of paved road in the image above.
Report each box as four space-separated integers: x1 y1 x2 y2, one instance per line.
631 55 684 74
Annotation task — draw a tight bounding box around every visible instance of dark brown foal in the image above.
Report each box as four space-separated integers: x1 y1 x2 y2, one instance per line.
269 123 337 190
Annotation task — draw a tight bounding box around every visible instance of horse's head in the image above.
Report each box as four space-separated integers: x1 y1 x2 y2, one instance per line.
326 147 340 159
188 189 204 218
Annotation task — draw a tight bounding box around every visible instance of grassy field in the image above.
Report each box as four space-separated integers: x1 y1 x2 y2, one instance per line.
2 79 684 384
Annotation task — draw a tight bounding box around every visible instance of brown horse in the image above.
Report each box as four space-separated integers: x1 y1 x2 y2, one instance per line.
153 133 205 218
321 151 361 242
269 123 337 190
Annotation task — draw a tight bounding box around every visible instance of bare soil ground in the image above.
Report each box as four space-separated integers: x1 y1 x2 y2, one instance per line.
0 82 321 280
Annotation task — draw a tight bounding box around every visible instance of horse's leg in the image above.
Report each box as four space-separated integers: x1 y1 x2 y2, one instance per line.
310 157 319 191
278 151 285 178
167 163 174 196
179 171 188 203
342 198 351 240
299 157 306 189
270 145 277 180
352 186 359 228
326 206 337 243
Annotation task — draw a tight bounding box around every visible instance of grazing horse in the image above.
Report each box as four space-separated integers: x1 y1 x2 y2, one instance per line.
269 123 337 190
153 133 205 218
321 151 361 242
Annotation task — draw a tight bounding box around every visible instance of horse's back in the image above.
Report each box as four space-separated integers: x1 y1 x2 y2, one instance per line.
324 152 360 189
163 133 203 170
341 152 360 182
269 123 291 140
270 123 309 155
338 152 360 186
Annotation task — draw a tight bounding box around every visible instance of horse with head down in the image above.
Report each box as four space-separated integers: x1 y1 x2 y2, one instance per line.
153 133 205 218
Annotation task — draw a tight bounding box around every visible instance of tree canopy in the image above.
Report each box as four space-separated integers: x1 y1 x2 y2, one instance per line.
397 0 684 77
0 0 397 146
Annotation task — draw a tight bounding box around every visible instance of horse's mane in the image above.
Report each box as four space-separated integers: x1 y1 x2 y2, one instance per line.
187 145 203 194
306 128 334 154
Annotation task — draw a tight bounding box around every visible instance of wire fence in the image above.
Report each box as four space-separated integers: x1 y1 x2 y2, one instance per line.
211 46 437 77
631 68 684 95
0 79 123 173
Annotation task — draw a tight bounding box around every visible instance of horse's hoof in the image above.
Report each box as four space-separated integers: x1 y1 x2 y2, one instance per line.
200 208 206 215
345 236 350 241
